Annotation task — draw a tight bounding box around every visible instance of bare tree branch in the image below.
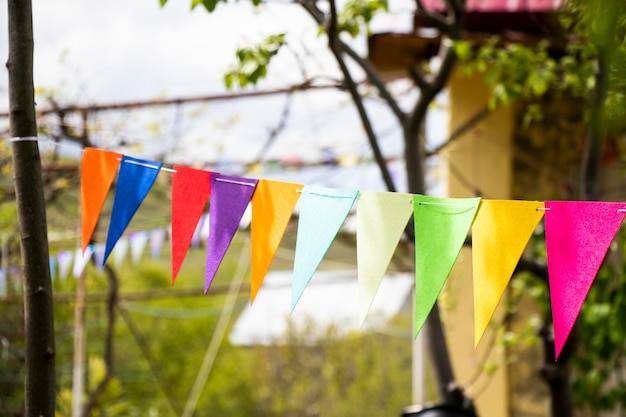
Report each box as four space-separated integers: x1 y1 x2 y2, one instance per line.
295 0 325 25
404 0 464 195
248 92 294 168
426 106 492 157
297 0 407 125
442 0 464 17
340 43 408 124
81 264 119 417
118 305 184 416
327 0 397 192
415 0 451 31
408 65 432 92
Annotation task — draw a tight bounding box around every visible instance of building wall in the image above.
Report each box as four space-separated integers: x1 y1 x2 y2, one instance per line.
442 70 514 417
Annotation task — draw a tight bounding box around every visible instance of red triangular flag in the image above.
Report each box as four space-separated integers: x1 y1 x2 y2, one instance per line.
171 166 212 285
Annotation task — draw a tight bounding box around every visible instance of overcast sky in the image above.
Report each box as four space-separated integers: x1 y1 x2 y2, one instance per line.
0 0 448 193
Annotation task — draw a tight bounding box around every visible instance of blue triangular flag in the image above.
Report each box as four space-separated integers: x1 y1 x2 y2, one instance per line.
291 186 358 312
103 156 162 264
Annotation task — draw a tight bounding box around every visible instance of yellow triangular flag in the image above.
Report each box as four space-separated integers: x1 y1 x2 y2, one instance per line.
250 179 302 304
472 200 544 347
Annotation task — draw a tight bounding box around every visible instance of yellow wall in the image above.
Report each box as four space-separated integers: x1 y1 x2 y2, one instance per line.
442 70 513 417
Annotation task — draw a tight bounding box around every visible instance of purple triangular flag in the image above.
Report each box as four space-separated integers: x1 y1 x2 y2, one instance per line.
545 201 626 359
58 250 74 282
103 156 162 264
205 174 258 293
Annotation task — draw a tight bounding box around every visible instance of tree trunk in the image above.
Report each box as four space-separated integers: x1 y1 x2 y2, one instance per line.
404 1 467 405
541 20 612 417
6 1 56 416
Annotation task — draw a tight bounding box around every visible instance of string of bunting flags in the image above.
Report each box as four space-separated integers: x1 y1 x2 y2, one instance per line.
79 147 626 361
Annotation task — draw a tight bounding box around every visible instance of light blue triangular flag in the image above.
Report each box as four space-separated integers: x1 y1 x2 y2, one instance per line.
103 156 162 264
291 186 358 312
49 256 57 281
93 243 106 271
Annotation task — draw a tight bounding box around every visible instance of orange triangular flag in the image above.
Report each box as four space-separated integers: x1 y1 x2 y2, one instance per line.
250 179 302 303
80 148 122 253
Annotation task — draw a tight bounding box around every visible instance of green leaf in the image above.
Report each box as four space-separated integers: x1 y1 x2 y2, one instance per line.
202 0 220 12
530 77 548 96
337 0 388 38
223 33 286 89
224 73 234 90
454 40 473 61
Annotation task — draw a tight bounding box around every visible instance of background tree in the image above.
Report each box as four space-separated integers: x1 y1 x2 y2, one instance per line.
5 0 626 415
6 0 56 416
161 0 626 416
163 0 473 408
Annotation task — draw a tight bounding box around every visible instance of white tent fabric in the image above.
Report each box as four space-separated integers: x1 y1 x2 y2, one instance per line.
230 270 413 346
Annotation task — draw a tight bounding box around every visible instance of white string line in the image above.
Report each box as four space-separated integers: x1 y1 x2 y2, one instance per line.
13 137 626 213
116 158 176 173
10 137 85 153
9 136 39 142
417 201 476 207
8 137 180 173
538 208 626 213
214 177 256 187
308 191 358 198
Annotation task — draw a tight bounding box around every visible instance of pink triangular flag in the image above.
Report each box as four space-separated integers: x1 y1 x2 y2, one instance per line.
171 166 212 285
205 174 258 293
545 201 626 359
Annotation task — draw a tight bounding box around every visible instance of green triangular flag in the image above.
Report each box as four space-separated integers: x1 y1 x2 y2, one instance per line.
413 194 481 338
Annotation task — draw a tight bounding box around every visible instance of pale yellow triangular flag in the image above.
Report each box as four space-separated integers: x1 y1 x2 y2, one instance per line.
472 200 544 347
357 191 414 326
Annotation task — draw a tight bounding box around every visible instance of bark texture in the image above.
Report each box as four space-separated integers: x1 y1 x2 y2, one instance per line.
7 0 56 415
